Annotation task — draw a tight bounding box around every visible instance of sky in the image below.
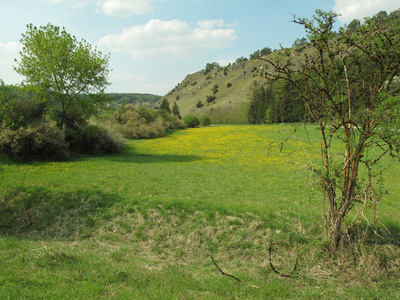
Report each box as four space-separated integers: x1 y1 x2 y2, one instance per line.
0 0 398 95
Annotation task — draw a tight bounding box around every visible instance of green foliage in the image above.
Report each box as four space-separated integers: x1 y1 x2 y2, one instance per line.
66 124 124 154
14 23 111 129
292 37 308 47
198 115 212 126
172 102 181 119
182 115 199 128
108 104 185 139
267 80 308 123
206 95 216 103
0 81 43 129
250 47 272 60
204 62 220 75
267 9 400 251
212 84 219 94
196 100 204 108
109 93 161 106
247 81 268 124
0 122 69 160
159 99 171 113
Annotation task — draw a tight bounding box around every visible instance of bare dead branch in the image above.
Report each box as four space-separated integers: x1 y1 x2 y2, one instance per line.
211 256 243 283
268 241 299 278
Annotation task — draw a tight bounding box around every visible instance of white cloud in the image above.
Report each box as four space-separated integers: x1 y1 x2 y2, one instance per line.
101 0 155 17
334 0 399 23
43 0 157 17
0 42 23 84
98 19 237 61
196 20 226 30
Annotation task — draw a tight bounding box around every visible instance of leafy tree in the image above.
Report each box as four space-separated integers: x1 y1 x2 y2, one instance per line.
14 23 110 129
172 102 181 119
346 19 361 33
159 99 171 113
204 62 220 75
260 47 272 56
249 50 261 60
266 10 400 252
292 37 308 47
247 81 268 124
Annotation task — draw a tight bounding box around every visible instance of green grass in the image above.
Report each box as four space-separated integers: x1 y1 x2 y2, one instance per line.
1 125 399 299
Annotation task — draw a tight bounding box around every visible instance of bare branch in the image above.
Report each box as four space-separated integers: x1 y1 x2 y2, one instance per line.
211 256 242 283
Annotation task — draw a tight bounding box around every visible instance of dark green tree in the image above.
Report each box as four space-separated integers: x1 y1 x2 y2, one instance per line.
267 79 307 123
204 62 220 75
292 37 308 47
247 81 269 124
172 102 181 119
260 47 272 56
212 84 219 95
14 23 111 129
159 99 171 113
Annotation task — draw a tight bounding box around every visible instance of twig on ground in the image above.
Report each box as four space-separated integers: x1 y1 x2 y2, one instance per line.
211 255 242 283
268 241 299 278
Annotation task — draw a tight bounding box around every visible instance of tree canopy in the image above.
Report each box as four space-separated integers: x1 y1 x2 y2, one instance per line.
14 23 111 129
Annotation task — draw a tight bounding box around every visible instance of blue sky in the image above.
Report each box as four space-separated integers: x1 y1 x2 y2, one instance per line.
0 0 398 95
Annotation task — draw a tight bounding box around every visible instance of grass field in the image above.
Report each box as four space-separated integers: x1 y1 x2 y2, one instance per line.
1 125 399 299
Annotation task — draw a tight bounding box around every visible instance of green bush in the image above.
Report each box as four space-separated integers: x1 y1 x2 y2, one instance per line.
199 115 212 126
182 115 200 128
106 104 186 139
66 124 125 154
206 95 216 103
0 122 69 160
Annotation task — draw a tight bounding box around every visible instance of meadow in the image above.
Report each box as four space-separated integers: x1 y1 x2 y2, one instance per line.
0 125 399 299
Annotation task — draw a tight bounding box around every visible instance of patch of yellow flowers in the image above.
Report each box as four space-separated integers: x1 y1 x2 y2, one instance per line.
137 125 313 171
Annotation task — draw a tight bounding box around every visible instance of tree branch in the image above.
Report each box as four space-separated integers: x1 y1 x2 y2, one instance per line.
268 241 299 278
211 256 243 283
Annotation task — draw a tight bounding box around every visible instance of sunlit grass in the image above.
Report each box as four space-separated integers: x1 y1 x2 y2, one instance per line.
0 124 399 299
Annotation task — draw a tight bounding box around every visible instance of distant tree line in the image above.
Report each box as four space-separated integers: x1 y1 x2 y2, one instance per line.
108 93 162 106
247 80 308 124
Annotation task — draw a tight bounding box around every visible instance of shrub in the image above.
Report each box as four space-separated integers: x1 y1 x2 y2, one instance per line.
199 115 212 126
106 104 186 139
206 95 216 103
66 124 124 154
0 122 69 160
196 101 204 108
182 115 200 128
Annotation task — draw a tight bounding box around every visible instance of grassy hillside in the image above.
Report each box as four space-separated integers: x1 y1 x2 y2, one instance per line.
1 125 399 298
159 46 313 123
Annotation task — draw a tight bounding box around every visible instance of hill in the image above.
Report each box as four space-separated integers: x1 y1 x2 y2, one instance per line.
158 45 312 123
